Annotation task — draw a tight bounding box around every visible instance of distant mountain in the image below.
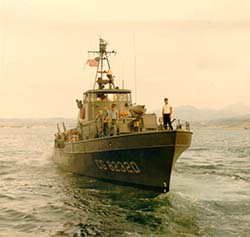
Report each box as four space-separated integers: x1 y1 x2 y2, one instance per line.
203 116 250 129
174 103 250 122
223 103 250 116
1 103 250 129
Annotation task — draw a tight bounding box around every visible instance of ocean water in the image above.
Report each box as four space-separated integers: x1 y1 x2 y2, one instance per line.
0 125 250 237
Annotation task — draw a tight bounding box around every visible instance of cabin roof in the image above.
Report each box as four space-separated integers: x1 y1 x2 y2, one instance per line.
84 89 131 95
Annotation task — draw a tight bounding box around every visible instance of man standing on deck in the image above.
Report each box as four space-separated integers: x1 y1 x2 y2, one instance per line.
162 98 173 130
110 104 118 136
96 110 104 137
103 106 110 136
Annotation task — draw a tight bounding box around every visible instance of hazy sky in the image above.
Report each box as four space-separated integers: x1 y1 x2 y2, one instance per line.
1 0 250 118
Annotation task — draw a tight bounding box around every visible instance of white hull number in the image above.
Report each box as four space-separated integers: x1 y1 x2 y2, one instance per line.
95 159 141 174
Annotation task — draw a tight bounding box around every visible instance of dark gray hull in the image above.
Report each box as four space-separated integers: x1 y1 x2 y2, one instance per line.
52 130 192 192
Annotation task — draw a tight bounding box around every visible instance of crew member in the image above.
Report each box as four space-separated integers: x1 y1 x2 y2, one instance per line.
96 110 104 137
103 106 110 136
110 104 118 136
162 98 173 130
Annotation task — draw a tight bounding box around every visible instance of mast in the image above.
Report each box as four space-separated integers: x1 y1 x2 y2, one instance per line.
88 38 117 89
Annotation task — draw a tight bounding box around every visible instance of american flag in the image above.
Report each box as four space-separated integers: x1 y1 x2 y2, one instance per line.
84 57 100 67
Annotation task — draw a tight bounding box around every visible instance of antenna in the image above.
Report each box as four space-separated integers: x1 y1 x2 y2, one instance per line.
88 38 116 90
122 63 124 89
133 32 137 103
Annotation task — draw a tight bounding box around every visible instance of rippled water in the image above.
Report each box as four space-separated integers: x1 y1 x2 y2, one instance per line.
0 126 250 237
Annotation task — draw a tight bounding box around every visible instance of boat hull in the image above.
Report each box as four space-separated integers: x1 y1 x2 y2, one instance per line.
52 130 192 192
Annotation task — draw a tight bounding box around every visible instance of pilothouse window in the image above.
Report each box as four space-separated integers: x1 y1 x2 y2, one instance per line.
116 93 131 102
90 93 97 102
88 92 131 103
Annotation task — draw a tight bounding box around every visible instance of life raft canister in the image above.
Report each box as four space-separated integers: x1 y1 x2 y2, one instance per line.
119 111 129 117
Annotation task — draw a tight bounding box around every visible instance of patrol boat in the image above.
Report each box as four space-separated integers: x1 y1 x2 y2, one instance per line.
53 38 192 193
